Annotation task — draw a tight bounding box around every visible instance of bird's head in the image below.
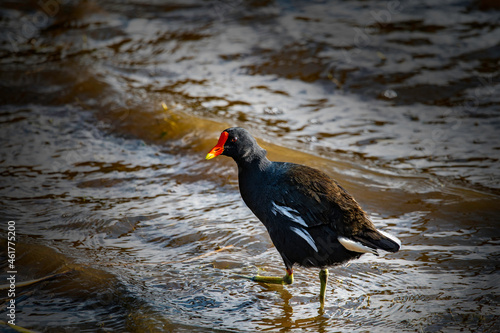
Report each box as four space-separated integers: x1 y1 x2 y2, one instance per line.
206 127 264 162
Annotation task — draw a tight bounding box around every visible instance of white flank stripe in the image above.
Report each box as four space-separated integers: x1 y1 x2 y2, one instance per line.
271 202 308 227
378 230 402 247
290 226 319 252
338 236 377 255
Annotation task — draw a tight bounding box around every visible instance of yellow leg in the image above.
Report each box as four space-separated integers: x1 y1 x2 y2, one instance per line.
239 268 294 285
319 269 329 306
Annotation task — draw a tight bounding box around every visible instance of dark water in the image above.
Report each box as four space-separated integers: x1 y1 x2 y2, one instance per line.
1 0 499 332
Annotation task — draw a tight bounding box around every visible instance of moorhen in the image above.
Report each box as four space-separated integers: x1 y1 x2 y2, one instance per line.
206 127 401 306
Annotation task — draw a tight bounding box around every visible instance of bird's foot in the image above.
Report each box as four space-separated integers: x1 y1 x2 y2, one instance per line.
236 269 293 285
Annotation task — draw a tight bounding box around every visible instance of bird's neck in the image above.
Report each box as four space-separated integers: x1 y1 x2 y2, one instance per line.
236 148 272 209
235 146 271 174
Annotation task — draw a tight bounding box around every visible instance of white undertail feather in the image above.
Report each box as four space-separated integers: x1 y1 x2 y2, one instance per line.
337 236 378 255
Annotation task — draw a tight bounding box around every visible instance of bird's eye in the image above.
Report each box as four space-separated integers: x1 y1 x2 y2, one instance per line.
231 137 238 143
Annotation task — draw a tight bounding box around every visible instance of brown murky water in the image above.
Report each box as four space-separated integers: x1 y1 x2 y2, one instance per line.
1 1 499 332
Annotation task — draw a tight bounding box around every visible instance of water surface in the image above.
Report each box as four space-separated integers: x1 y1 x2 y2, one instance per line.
0 1 499 332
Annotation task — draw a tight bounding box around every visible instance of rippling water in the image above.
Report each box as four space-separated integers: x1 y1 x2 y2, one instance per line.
1 1 499 332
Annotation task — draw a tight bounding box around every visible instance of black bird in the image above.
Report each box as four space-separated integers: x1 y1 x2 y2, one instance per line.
206 127 401 305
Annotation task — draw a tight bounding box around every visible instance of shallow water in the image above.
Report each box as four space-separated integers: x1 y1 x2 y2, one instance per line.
1 0 499 332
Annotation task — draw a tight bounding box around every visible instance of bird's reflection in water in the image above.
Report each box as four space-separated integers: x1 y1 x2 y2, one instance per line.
254 283 331 332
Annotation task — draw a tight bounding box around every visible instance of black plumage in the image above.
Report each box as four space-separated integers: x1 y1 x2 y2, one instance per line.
206 127 401 304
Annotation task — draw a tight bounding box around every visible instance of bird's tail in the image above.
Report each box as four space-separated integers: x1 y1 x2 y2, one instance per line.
351 229 401 254
374 229 401 253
